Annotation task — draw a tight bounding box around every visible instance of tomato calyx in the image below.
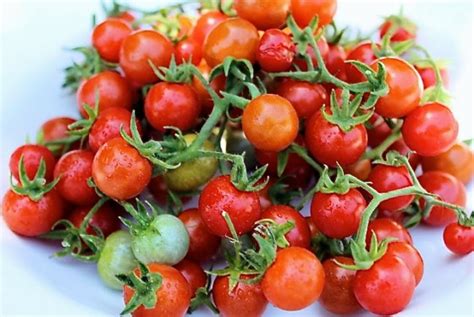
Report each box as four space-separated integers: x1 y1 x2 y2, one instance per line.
148 56 195 83
119 199 167 237
200 0 235 16
101 0 133 20
316 165 353 195
189 272 219 314
116 262 163 315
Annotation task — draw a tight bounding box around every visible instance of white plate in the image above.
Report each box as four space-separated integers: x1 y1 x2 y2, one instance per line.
0 0 473 316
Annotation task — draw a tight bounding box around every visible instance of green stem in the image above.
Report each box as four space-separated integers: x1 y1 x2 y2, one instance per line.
289 144 324 173
363 122 402 160
79 197 109 232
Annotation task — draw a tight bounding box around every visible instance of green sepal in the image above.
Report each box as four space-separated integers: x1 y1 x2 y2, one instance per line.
268 178 303 206
120 199 165 236
148 56 194 83
316 164 352 195
188 271 219 314
276 149 290 177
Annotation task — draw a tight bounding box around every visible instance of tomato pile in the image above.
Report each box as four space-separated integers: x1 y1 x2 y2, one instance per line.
3 0 474 316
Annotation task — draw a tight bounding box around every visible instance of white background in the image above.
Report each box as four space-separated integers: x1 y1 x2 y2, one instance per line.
0 0 473 316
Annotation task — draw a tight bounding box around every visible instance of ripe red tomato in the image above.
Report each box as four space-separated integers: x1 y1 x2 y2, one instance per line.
174 259 207 295
92 18 132 63
175 37 202 66
366 113 391 148
443 223 474 255
311 188 366 239
367 165 414 212
256 29 296 72
345 41 378 83
415 65 449 89
387 137 421 169
204 18 259 67
291 0 337 28
53 149 99 206
261 205 311 248
344 158 372 181
262 247 324 311
275 79 328 119
418 171 466 226
402 102 459 157
2 189 64 237
76 71 133 118
39 117 76 151
119 30 174 86
325 44 347 80
366 218 413 247
123 263 192 317
178 208 221 262
385 241 424 285
92 137 152 200
212 275 268 317
421 142 474 184
68 203 121 237
191 11 227 45
191 61 226 115
199 175 261 237
353 254 415 315
379 20 416 42
235 0 290 30
242 94 299 152
320 257 361 314
305 110 368 167
371 57 422 118
9 144 56 182
144 82 200 132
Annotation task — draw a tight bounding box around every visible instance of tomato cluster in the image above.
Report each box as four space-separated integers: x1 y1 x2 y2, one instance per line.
2 0 473 316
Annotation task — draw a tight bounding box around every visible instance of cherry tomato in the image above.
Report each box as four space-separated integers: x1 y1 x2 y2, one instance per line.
367 165 414 212
345 41 378 83
191 61 226 115
123 263 192 317
377 208 405 224
53 149 98 206
92 18 132 63
77 71 133 118
371 57 422 118
415 65 449 89
443 223 474 255
9 144 56 182
242 94 299 152
311 188 366 239
204 18 259 67
68 202 121 237
366 113 391 148
291 0 337 28
191 11 227 45
262 247 324 311
387 137 421 169
119 30 174 86
256 29 296 72
178 208 221 262
92 138 152 200
2 189 64 237
379 20 416 42
353 254 415 315
174 259 207 295
175 37 202 66
38 117 76 153
402 102 459 157
421 142 474 184
418 171 466 226
116 11 135 23
275 79 328 119
305 110 368 167
320 256 361 314
199 175 261 237
366 218 413 247
212 275 268 317
325 44 347 80
344 158 372 181
385 241 424 285
235 0 290 30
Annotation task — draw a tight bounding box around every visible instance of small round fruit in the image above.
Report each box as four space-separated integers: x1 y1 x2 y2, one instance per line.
291 0 337 28
92 18 132 63
443 223 474 255
9 144 56 182
235 0 290 30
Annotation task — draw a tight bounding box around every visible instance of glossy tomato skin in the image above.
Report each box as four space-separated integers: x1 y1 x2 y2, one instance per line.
415 65 449 89
119 30 174 86
92 18 132 63
418 171 466 226
320 257 361 314
379 21 416 42
76 71 133 118
9 144 56 182
275 79 328 119
2 189 64 237
421 142 474 184
402 102 459 157
344 158 372 181
191 61 226 115
192 11 227 45
291 0 337 28
92 138 152 200
345 41 378 83
261 205 311 248
354 254 415 315
305 110 368 167
371 57 422 118
178 208 221 262
39 117 76 152
366 113 391 148
367 165 414 212
311 188 366 239
123 263 192 317
204 18 259 67
144 82 200 132
256 29 296 72
385 241 424 285
325 44 347 80
262 247 324 311
242 94 299 152
235 0 290 30
199 175 261 237
53 150 98 206
366 218 413 248
174 259 207 295
443 223 474 255
175 37 202 66
68 203 121 237
213 275 268 317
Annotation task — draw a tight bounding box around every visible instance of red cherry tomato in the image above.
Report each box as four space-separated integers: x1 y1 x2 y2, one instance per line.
366 113 391 148
344 158 372 181
402 102 459 157
68 202 121 237
377 208 405 224
443 223 474 255
174 259 207 295
39 117 76 153
325 44 347 80
415 65 449 89
385 241 424 285
191 11 227 45
256 29 296 72
235 0 290 30
291 0 337 28
311 188 366 239
191 61 226 115
9 144 56 182
144 82 200 132
175 37 202 66
76 71 133 118
345 41 378 83
387 137 421 169
366 218 413 247
92 18 132 63
379 20 416 42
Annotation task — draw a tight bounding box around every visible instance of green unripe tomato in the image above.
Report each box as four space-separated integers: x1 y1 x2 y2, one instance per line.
131 214 189 265
164 134 218 192
97 230 137 290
